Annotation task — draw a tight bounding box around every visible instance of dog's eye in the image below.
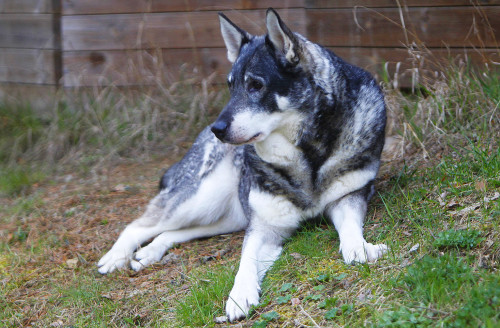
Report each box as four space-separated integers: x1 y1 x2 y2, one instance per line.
247 80 263 93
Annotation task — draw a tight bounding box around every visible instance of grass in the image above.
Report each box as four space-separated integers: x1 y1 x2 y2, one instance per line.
176 264 237 326
0 36 499 328
0 75 226 196
244 136 499 327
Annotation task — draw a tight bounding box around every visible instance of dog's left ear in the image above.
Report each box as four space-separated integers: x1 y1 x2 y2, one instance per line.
266 8 300 65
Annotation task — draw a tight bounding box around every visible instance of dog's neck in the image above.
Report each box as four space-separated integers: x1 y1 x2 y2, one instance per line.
253 112 303 166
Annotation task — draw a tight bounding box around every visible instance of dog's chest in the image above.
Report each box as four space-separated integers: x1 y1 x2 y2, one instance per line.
254 132 301 165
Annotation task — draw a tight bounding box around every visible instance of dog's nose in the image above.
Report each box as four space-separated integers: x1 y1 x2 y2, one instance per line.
211 120 228 140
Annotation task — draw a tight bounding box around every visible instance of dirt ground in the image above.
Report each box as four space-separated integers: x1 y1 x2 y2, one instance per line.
0 139 461 327
1 155 252 326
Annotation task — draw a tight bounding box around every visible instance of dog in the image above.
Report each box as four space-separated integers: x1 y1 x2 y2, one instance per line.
98 8 388 322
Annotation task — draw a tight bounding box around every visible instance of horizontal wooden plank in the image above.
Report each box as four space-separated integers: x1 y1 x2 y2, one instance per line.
0 48 57 84
62 48 231 87
306 0 500 8
62 0 304 15
0 14 57 49
62 46 499 88
307 7 500 48
0 0 57 14
62 9 305 51
0 84 59 111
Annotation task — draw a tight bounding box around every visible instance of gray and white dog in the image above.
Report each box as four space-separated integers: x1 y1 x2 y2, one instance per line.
98 8 388 322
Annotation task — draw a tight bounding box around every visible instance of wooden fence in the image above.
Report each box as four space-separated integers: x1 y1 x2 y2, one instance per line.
1 0 499 92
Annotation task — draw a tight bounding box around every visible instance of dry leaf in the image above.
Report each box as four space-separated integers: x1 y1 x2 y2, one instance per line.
438 191 448 206
475 180 487 192
112 184 126 192
409 244 420 253
50 320 64 327
66 258 78 269
485 192 499 202
446 200 459 209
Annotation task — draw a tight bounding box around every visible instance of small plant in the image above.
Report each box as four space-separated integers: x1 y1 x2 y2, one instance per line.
318 297 338 309
376 307 433 327
433 229 484 249
253 311 279 327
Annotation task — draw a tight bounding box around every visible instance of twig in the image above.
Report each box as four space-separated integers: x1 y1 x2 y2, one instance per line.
414 305 451 317
299 304 321 328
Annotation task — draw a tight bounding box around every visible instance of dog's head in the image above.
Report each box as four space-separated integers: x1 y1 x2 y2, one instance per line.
211 9 312 145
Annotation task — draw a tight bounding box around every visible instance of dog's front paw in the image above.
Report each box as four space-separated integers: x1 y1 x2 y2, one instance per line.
341 241 388 264
129 244 165 271
226 282 260 322
97 248 131 274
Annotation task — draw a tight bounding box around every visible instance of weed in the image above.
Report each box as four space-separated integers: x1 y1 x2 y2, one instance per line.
376 307 433 327
433 229 484 249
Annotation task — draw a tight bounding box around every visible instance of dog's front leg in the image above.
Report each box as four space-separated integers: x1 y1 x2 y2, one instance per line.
328 189 387 264
226 224 289 322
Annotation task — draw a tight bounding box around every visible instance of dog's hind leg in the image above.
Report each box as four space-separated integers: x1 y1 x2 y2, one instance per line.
98 146 244 274
327 185 387 264
97 197 171 274
130 214 246 271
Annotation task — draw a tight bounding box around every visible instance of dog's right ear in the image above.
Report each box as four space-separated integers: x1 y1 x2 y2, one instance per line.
266 8 300 65
219 13 251 63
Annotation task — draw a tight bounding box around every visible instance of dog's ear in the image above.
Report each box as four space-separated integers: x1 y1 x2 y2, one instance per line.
266 8 299 65
219 13 251 63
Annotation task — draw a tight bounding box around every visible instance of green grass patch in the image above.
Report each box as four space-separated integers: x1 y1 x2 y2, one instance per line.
245 134 499 327
176 264 237 326
0 167 45 196
375 256 499 328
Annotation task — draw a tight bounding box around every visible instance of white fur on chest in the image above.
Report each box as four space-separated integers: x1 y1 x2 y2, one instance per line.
254 132 301 165
253 105 304 166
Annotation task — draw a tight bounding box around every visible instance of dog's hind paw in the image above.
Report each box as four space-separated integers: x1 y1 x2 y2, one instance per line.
341 241 388 264
97 249 131 274
225 282 260 322
130 244 167 271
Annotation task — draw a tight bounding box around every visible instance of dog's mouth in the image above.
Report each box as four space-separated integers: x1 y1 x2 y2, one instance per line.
245 133 263 143
225 132 263 145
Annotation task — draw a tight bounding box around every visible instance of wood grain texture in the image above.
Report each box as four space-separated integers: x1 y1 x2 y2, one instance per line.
62 0 304 15
306 0 500 8
0 14 57 49
62 9 305 51
62 48 229 86
0 48 57 84
2 2 499 88
0 0 56 14
61 46 499 87
307 7 500 47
